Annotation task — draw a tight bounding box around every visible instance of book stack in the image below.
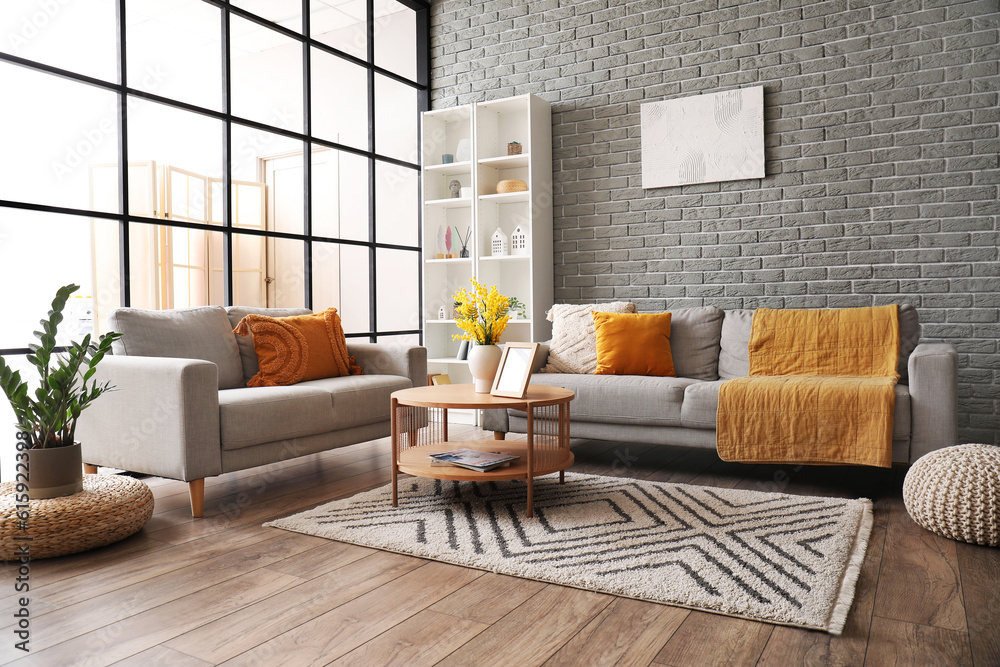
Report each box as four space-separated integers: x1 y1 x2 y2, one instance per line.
428 449 519 472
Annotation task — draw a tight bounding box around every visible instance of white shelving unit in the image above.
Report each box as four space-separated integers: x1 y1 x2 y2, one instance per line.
421 94 553 404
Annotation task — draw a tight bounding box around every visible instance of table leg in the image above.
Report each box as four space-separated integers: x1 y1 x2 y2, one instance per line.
442 408 448 442
526 403 534 518
559 400 568 485
390 398 399 507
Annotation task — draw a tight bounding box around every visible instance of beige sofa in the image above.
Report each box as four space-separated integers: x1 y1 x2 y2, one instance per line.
77 306 426 517
483 305 958 464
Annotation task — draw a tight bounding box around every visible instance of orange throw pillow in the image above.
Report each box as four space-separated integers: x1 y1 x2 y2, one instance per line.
592 311 675 377
233 308 362 387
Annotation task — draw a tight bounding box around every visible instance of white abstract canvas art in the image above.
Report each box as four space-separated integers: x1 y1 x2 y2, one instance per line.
641 86 765 188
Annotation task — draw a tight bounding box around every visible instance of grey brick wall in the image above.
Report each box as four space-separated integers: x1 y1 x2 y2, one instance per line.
429 0 1000 446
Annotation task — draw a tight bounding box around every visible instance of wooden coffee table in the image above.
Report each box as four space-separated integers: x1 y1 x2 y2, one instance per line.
390 383 574 517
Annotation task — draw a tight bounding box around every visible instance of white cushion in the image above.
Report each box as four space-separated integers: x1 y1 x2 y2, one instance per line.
541 301 636 374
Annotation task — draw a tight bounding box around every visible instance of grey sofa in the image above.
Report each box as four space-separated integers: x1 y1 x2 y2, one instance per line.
484 305 958 465
77 306 427 517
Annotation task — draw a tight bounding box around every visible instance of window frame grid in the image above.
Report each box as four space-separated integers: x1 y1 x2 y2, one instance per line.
0 0 429 354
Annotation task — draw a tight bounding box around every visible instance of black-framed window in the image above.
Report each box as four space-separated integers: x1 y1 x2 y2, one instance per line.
0 0 429 357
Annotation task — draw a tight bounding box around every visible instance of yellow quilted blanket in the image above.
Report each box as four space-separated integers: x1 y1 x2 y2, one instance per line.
717 305 900 468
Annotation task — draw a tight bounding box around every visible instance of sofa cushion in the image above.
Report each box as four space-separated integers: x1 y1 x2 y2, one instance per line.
233 308 361 387
218 385 338 450
679 379 912 439
227 307 310 384
300 374 413 431
593 311 675 376
109 306 244 390
718 309 754 381
718 306 921 382
669 306 724 381
522 373 699 427
542 301 637 374
897 303 920 381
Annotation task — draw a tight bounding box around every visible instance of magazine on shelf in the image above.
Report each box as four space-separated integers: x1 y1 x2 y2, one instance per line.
428 448 519 472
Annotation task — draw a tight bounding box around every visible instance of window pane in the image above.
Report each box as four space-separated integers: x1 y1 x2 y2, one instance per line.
129 223 224 310
313 242 369 333
375 162 417 246
269 238 306 308
127 98 223 221
230 16 303 132
311 47 368 151
376 248 418 332
0 208 106 348
376 333 419 346
375 74 417 162
231 231 267 307
0 0 117 82
310 0 366 61
374 0 416 81
313 149 368 242
233 0 302 33
127 0 222 111
0 63 118 212
232 124 305 234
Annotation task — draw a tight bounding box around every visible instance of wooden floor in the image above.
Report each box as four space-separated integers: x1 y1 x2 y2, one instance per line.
3 426 999 666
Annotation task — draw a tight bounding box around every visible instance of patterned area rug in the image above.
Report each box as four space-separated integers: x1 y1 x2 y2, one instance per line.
265 472 872 634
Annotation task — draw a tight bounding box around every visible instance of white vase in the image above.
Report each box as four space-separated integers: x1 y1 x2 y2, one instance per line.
468 343 502 393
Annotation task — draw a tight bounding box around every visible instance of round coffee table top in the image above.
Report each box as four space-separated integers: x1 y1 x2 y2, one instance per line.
392 383 573 409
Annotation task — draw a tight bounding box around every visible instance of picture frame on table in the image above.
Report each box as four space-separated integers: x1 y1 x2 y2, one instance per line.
490 342 539 399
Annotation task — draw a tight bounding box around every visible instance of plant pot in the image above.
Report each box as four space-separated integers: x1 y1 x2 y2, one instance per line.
26 443 84 499
468 343 502 393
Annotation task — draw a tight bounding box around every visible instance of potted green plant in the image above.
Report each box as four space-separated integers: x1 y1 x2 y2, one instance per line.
506 297 528 320
0 284 121 499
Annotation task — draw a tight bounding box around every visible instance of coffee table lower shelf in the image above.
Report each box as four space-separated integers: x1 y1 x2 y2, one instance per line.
395 441 574 517
390 383 576 517
397 440 574 482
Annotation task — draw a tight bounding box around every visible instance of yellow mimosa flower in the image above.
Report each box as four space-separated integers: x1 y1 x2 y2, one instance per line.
451 277 512 345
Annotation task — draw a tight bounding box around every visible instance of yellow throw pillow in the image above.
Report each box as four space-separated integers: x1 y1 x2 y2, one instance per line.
233 308 362 387
592 311 675 377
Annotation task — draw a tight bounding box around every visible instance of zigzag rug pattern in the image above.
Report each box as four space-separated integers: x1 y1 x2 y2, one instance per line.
265 472 873 634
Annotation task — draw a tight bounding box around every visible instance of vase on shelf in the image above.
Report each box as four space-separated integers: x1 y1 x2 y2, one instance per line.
467 343 502 393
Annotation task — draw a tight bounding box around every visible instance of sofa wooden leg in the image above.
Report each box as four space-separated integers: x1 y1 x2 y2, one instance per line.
83 464 98 474
493 431 506 440
188 479 205 518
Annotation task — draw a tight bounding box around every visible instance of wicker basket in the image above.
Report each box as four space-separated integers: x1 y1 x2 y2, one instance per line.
507 143 522 155
0 474 154 560
496 179 528 194
903 443 1000 547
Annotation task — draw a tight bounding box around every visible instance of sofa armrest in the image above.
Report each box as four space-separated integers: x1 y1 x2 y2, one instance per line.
907 342 958 461
75 356 222 482
347 343 428 388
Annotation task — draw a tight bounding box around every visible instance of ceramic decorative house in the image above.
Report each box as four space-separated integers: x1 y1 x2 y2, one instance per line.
491 226 508 256
511 225 527 255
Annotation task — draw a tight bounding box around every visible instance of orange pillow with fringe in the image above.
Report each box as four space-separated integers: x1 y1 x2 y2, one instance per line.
233 308 362 387
592 311 675 376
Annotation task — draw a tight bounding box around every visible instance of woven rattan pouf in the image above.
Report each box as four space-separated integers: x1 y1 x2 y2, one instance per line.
0 474 154 560
903 444 1000 547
